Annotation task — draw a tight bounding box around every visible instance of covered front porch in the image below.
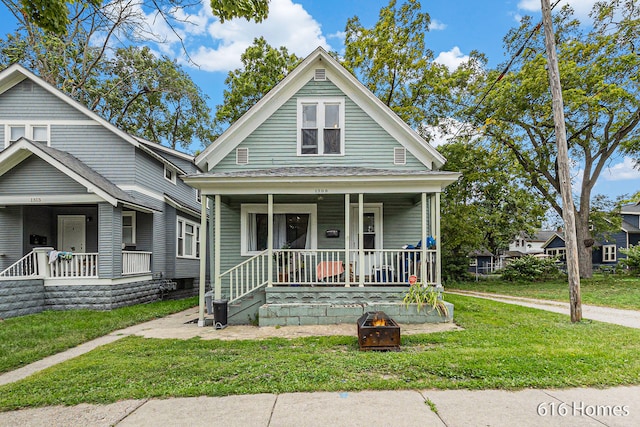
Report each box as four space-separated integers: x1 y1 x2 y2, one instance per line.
186 167 459 327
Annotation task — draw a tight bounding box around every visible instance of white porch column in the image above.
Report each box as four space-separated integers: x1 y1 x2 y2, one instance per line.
435 192 442 285
267 194 273 287
344 193 350 287
214 195 222 300
198 194 208 327
421 193 427 285
358 193 365 287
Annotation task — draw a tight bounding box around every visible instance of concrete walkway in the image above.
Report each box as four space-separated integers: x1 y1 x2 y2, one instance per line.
448 290 640 329
1 387 638 426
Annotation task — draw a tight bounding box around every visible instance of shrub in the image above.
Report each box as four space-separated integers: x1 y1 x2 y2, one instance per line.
500 255 561 282
619 245 640 274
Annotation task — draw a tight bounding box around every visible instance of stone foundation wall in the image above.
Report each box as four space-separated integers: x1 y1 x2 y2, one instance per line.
45 280 163 311
0 279 45 319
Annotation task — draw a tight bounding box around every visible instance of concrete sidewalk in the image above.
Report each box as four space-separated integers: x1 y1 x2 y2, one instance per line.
1 386 638 426
448 290 640 329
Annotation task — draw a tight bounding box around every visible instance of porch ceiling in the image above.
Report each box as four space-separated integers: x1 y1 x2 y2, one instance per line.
184 166 460 195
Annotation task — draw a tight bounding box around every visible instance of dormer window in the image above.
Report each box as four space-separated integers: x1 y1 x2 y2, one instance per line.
164 165 176 184
297 97 344 156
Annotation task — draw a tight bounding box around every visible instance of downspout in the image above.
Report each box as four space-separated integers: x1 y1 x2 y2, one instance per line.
198 194 208 327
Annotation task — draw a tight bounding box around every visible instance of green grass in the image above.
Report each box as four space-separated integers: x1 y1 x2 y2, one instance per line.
0 297 197 374
1 294 639 410
448 275 640 310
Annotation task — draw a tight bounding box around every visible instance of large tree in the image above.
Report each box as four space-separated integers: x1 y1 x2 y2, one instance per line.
213 37 300 133
439 140 547 280
341 0 452 136
462 1 640 278
0 1 215 150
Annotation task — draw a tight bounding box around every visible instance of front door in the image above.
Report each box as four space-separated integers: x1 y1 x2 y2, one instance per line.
349 205 383 277
58 215 86 252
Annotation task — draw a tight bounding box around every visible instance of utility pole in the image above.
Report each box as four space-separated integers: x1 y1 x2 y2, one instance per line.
540 0 582 322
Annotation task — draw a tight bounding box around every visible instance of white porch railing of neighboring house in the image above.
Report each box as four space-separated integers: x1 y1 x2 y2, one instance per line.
49 253 99 278
0 251 38 277
274 248 437 286
122 251 152 275
223 250 270 302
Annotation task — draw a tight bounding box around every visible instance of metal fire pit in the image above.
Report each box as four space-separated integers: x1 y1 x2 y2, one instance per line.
357 311 400 351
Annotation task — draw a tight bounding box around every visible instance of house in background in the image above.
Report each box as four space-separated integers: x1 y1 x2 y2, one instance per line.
0 64 205 319
185 47 459 327
540 203 640 268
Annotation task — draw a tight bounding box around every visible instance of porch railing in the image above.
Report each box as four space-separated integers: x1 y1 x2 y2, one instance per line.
48 253 99 278
222 250 270 302
273 248 437 286
0 251 38 277
122 251 152 275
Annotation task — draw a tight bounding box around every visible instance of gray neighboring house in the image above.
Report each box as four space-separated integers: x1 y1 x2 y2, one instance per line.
0 64 205 318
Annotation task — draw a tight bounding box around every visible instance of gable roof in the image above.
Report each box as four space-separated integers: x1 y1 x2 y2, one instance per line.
0 138 155 211
195 47 447 171
0 63 192 175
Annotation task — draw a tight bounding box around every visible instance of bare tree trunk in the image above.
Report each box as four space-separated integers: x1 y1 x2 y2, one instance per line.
575 210 593 279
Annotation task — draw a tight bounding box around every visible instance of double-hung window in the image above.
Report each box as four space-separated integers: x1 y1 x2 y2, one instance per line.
122 211 136 246
177 216 200 259
603 245 616 262
297 97 344 155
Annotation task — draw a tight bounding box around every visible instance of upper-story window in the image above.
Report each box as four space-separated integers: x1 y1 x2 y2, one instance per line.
164 165 176 184
5 124 49 147
297 97 344 156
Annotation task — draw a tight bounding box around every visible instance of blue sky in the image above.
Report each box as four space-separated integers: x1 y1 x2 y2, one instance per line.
1 0 639 200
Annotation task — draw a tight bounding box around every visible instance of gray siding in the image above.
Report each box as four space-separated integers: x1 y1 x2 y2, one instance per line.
98 203 122 278
0 206 23 271
0 80 87 121
214 79 426 171
50 125 135 183
153 210 167 277
0 155 86 195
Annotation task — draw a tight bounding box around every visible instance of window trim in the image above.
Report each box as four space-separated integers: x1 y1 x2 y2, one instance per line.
240 204 318 256
5 124 50 147
296 97 345 156
164 165 177 184
122 211 137 245
177 216 200 259
603 244 617 262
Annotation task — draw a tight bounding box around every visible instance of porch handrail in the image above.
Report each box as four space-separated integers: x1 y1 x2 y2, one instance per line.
0 251 38 277
221 250 270 303
48 252 99 278
122 251 152 275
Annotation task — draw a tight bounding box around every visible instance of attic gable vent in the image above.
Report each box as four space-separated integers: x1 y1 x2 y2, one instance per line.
314 68 326 81
236 147 249 165
394 147 406 165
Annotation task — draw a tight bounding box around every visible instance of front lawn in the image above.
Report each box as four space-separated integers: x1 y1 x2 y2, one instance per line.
0 297 197 374
448 275 640 310
1 294 639 410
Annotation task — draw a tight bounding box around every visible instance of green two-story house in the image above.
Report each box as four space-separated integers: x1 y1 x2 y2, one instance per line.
185 47 459 327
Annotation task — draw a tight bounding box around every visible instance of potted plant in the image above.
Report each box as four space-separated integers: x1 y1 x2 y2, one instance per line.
402 276 449 317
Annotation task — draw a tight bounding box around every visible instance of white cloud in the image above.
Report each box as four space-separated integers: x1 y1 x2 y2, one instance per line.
602 157 640 181
434 46 469 71
429 19 447 31
185 0 328 72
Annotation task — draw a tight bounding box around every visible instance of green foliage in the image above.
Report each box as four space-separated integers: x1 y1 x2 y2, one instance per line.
213 37 300 133
402 284 449 317
619 245 640 274
500 256 561 282
2 295 640 410
210 0 269 23
18 0 100 35
438 140 546 282
458 1 640 278
342 0 453 132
